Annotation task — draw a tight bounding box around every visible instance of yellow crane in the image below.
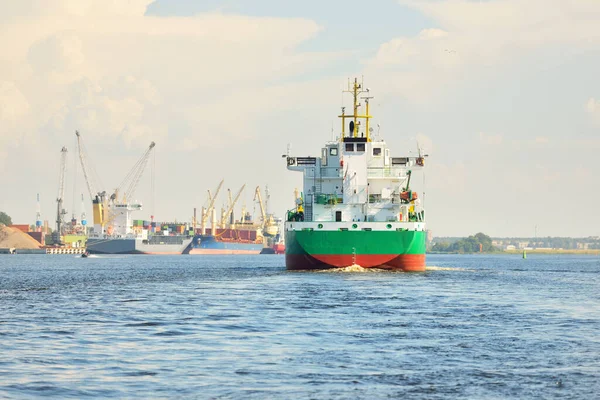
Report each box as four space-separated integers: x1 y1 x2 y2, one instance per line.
76 131 108 233
75 130 155 235
254 186 279 237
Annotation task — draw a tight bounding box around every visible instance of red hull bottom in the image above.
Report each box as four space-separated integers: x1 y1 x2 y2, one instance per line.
273 244 285 255
286 254 425 272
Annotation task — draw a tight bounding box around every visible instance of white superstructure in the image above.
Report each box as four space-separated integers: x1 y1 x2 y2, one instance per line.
286 78 426 225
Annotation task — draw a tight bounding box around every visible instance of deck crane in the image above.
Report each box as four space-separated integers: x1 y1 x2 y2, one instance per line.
254 186 278 237
76 131 156 235
221 184 245 228
113 141 155 204
227 188 234 225
76 131 108 234
201 179 224 234
54 146 68 245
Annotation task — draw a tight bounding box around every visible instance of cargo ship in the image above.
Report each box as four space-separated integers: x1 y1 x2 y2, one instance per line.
188 183 280 255
284 78 427 271
85 206 193 255
187 228 263 255
75 132 192 255
87 232 192 255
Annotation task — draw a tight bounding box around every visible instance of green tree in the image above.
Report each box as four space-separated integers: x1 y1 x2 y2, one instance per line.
0 211 12 226
433 232 498 253
432 241 450 252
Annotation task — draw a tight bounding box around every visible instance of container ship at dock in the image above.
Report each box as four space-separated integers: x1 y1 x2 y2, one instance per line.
283 78 427 271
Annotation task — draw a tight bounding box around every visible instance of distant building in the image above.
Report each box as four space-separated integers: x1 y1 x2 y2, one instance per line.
9 224 29 233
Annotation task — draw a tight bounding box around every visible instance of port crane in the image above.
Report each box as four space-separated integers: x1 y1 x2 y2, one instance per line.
76 131 108 233
113 141 156 204
35 193 42 232
254 186 278 237
75 130 156 235
54 146 68 245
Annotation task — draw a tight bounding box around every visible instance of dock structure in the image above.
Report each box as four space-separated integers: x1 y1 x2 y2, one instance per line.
45 247 87 255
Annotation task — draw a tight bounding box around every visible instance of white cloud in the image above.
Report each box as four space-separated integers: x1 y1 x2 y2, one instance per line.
365 0 600 104
0 81 29 123
358 0 600 235
0 0 153 19
0 0 348 225
479 132 503 146
586 97 600 117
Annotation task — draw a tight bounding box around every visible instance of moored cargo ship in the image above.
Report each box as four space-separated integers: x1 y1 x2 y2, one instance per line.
189 183 281 255
284 78 427 271
87 233 192 255
75 132 194 255
187 227 263 255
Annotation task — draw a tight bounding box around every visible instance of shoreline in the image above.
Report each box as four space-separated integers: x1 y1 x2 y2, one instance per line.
429 249 600 255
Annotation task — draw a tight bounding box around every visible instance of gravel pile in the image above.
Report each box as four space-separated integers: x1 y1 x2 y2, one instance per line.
0 225 42 249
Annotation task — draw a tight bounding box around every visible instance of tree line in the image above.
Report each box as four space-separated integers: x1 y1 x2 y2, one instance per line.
431 233 498 253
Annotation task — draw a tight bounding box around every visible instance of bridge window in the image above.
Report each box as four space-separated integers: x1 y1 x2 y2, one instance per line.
356 143 365 152
345 143 354 152
373 147 382 156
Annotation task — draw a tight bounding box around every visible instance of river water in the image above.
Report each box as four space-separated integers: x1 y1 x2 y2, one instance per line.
1 254 599 399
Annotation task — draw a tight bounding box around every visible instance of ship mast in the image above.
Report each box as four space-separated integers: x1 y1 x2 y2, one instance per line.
338 77 373 141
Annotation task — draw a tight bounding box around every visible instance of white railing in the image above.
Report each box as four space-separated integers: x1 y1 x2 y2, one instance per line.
367 167 407 178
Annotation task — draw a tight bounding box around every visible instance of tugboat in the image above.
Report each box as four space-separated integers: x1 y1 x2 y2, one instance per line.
283 78 427 271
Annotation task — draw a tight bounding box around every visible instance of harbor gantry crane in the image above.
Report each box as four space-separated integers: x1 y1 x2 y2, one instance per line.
201 179 224 235
254 186 278 237
54 146 68 245
221 184 245 228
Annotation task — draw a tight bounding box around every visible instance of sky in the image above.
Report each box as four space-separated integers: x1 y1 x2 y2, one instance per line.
1 0 600 238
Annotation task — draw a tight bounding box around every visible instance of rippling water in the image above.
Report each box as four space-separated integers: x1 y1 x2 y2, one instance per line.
1 254 599 399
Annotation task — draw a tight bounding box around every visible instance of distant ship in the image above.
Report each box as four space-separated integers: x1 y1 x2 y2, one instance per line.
87 232 192 255
76 132 192 255
188 183 281 255
187 228 263 255
283 78 427 271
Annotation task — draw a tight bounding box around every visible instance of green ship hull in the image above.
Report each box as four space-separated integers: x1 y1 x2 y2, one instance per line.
285 228 426 271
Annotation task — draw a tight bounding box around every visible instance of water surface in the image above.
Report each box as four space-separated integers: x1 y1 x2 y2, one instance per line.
1 254 599 399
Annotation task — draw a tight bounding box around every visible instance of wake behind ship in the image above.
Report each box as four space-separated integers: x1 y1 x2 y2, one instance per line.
283 78 427 271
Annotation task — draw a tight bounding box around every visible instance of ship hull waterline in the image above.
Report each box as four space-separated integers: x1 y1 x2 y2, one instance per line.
86 237 193 255
285 229 426 272
186 235 263 255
